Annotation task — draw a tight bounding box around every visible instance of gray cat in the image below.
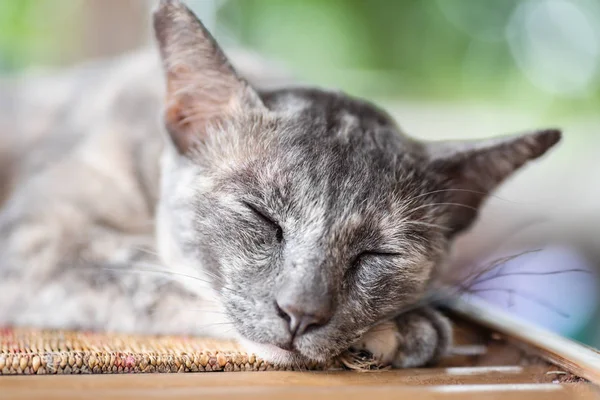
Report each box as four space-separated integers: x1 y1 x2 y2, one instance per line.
0 0 560 368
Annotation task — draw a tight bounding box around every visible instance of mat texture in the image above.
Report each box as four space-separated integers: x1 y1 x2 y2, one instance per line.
0 328 334 375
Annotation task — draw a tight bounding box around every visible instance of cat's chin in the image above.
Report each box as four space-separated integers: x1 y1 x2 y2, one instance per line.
237 338 324 367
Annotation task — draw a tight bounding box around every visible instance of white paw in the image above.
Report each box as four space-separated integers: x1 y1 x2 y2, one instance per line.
350 309 452 368
350 321 400 365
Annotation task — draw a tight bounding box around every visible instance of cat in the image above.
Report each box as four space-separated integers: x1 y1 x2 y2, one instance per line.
0 0 561 368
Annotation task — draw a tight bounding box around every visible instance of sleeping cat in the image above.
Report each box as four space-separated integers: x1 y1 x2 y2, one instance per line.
0 0 561 368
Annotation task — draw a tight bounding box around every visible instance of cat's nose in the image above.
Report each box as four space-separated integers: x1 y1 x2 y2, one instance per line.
275 300 332 338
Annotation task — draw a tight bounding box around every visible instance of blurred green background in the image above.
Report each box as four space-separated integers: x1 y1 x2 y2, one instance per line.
2 0 600 116
1 0 600 347
221 0 600 118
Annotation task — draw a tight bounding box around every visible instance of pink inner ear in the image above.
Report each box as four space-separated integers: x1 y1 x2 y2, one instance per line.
164 81 240 153
154 0 263 153
163 65 233 153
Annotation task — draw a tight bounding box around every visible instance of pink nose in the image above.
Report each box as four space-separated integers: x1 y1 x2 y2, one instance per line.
275 301 332 338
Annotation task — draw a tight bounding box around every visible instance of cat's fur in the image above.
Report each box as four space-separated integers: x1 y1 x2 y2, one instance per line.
0 0 561 367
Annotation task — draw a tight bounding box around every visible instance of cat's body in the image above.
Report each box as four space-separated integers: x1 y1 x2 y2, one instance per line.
0 0 560 367
0 50 181 331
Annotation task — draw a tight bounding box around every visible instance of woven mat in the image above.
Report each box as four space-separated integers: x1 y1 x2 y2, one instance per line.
0 328 334 375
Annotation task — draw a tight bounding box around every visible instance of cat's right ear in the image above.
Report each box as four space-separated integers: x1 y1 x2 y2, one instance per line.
153 0 264 154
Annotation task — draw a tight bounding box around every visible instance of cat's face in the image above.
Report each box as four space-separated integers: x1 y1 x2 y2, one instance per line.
153 0 561 364
158 87 450 362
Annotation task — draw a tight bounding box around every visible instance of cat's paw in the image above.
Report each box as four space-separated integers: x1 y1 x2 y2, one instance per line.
350 308 452 368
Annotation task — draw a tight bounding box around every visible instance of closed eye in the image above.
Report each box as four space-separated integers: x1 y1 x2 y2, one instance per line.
243 202 284 243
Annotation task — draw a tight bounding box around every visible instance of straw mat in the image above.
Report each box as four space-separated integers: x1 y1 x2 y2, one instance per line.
0 328 332 375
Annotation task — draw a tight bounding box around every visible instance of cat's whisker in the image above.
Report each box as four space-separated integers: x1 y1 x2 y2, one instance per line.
150 307 229 315
455 216 549 266
429 256 574 318
99 265 239 294
131 246 160 257
192 321 236 331
198 268 227 285
409 202 479 214
447 249 543 289
216 327 238 339
404 188 531 206
133 260 230 287
401 220 451 231
464 287 570 318
468 268 591 286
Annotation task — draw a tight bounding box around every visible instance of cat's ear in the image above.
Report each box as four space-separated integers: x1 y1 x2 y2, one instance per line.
426 129 561 236
153 0 264 153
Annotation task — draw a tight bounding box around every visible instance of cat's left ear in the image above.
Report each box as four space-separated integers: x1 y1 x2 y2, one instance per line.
153 0 265 154
426 129 561 236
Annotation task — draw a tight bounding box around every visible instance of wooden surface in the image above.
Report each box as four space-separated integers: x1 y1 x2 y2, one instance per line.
449 297 600 385
1 371 598 399
0 367 569 388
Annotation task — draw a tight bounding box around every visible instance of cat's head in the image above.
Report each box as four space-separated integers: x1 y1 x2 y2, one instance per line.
152 0 561 364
